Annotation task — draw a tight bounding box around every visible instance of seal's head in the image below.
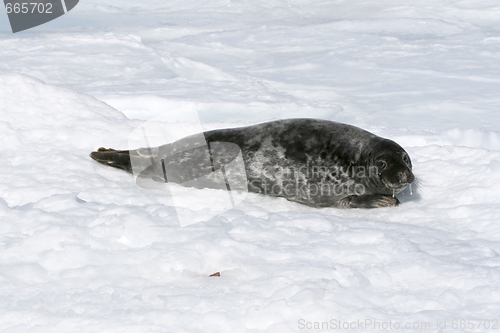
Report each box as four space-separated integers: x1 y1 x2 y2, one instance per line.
370 140 415 194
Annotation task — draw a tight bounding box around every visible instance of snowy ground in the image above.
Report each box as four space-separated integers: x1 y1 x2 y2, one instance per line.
1 1 500 332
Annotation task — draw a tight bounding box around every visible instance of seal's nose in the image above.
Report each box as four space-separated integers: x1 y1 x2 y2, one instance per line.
398 171 415 184
398 172 406 183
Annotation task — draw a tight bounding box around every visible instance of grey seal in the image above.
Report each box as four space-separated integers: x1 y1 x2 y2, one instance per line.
90 118 414 208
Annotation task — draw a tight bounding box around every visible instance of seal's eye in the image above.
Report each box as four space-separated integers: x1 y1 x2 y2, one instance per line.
376 160 387 170
402 154 411 167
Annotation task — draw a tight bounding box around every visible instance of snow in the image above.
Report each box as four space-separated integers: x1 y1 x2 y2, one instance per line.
1 0 500 332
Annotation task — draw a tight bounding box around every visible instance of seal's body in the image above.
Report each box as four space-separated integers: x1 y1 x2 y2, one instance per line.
91 119 414 208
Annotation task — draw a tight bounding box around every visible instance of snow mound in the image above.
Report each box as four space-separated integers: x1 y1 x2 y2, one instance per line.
0 73 133 205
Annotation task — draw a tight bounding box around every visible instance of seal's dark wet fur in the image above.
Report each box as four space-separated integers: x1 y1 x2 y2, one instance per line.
91 119 414 208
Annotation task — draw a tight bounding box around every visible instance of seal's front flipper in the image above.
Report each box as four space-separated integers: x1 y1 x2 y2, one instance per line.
338 195 400 208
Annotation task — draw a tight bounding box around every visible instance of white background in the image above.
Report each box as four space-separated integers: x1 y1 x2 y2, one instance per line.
0 1 500 332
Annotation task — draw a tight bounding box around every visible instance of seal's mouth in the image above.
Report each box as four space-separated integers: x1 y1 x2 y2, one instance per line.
380 178 412 194
378 166 415 194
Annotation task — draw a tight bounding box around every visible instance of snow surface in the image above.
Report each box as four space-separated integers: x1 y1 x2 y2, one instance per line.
1 0 500 332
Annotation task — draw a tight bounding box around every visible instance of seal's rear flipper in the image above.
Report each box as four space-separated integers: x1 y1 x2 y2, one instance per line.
90 147 132 173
